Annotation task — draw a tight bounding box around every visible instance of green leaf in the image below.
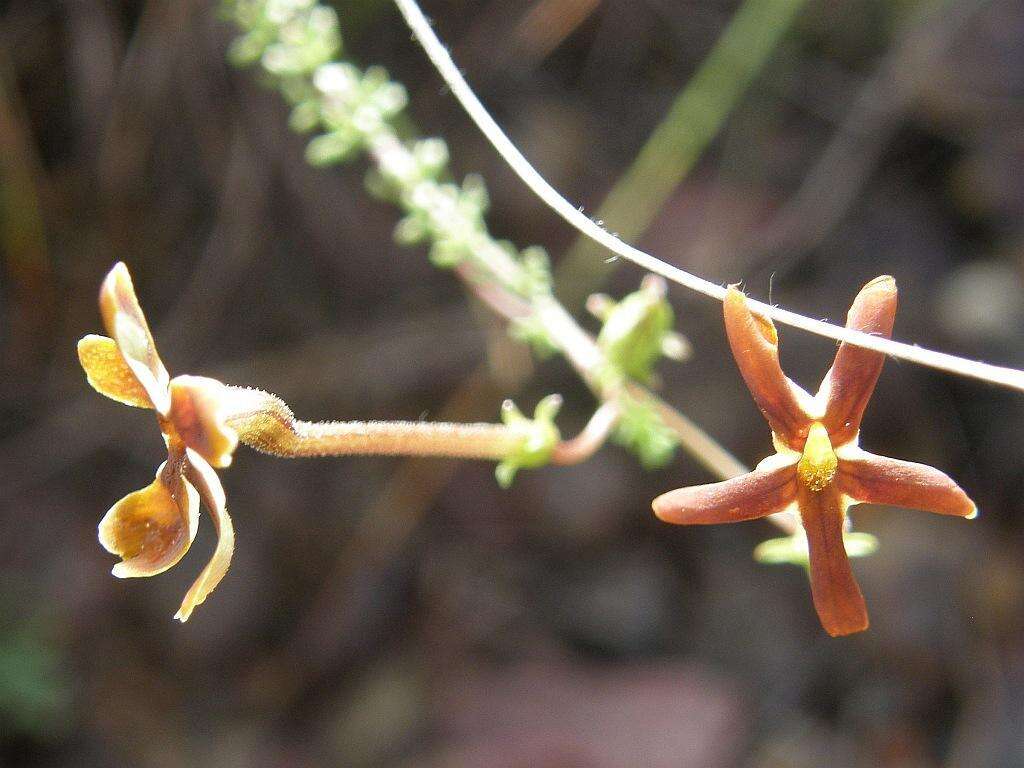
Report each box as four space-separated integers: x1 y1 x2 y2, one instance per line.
754 530 880 567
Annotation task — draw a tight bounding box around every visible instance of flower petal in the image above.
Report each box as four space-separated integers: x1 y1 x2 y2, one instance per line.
168 375 239 468
723 287 812 448
77 334 154 408
838 451 977 518
797 485 868 636
99 263 171 415
652 464 797 525
99 461 199 578
175 451 235 622
819 276 897 445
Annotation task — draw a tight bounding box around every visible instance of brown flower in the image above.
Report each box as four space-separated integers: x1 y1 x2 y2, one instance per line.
77 263 237 621
652 277 976 636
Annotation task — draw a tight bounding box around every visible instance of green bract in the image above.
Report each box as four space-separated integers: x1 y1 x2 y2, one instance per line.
754 529 880 568
495 395 562 488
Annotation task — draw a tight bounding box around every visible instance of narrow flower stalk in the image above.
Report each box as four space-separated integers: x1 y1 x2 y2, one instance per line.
222 386 529 460
551 401 621 466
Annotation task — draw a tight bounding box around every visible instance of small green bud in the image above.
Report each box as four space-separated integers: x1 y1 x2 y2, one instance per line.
307 5 340 38
305 130 359 166
520 246 552 296
596 276 684 384
363 169 391 200
413 138 449 178
289 100 321 133
351 103 385 135
428 238 468 268
362 65 390 89
495 395 562 488
228 31 270 66
460 174 489 213
373 82 409 119
585 293 616 322
313 62 360 97
393 214 429 246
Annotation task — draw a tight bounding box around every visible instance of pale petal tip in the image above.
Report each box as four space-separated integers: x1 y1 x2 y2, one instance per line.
863 274 896 292
77 333 102 351
650 493 675 523
106 261 131 282
851 275 898 316
100 262 132 300
965 505 979 520
203 448 235 470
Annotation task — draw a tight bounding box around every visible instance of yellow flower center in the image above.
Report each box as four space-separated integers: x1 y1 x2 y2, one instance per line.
798 422 837 491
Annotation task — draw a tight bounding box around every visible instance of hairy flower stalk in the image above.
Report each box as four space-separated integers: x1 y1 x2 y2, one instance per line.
78 263 572 619
222 387 524 459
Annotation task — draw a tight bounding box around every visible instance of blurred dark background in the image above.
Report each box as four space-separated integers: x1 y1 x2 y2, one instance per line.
2 0 1023 765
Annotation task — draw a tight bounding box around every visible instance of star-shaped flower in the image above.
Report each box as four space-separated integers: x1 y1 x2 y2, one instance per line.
652 276 977 636
77 263 238 621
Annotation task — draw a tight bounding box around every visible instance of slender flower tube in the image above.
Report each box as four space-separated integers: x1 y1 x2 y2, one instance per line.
652 277 977 636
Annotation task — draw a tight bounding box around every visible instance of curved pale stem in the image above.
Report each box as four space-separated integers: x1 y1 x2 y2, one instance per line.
551 401 620 466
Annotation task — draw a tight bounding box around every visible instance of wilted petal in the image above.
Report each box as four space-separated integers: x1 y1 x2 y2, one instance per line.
175 451 235 622
99 462 199 578
723 287 812 448
99 263 171 415
819 276 897 445
168 375 239 468
77 334 154 408
797 485 868 636
838 450 977 518
653 464 797 525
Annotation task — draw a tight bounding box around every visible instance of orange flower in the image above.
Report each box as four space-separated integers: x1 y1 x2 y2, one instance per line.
77 263 237 621
652 277 977 636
